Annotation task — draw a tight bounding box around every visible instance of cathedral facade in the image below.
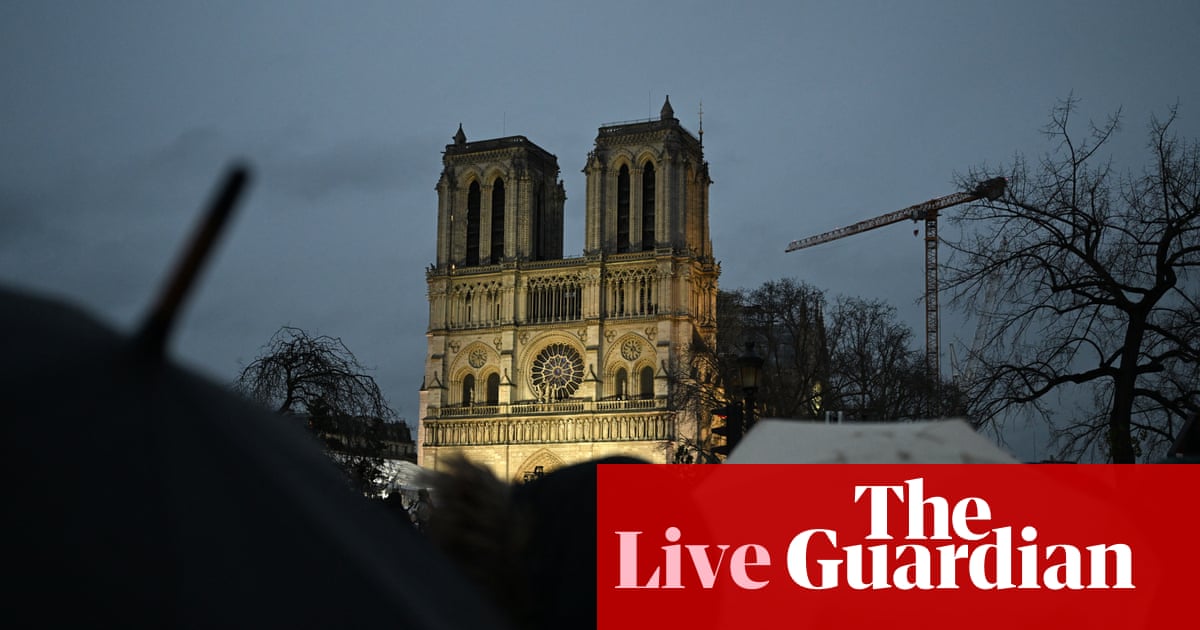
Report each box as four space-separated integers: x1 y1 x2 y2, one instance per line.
418 98 719 480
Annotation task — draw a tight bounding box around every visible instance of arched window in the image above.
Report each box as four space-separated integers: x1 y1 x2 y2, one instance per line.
490 178 505 264
639 366 654 399
486 373 500 405
532 183 544 260
616 165 630 252
462 374 475 406
614 368 628 399
641 162 655 250
466 181 481 266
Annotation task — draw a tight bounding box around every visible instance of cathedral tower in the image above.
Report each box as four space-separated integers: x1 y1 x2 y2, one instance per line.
584 96 712 259
435 126 566 268
419 99 719 479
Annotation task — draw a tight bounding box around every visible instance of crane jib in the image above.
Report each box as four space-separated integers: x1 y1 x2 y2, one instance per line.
784 191 979 252
781 177 1007 414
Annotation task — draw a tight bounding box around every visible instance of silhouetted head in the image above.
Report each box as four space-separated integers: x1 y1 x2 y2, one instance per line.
426 454 647 629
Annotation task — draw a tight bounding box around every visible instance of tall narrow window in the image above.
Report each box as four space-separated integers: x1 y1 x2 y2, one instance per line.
490 178 505 264
642 162 655 250
616 165 630 253
486 373 500 405
532 183 544 260
614 368 628 399
462 374 475 406
639 366 654 399
466 181 481 266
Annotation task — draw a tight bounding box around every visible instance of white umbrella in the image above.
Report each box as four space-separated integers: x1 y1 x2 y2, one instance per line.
725 418 1018 463
380 459 435 491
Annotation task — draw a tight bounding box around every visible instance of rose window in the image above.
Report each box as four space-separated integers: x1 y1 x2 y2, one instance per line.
621 339 642 361
468 347 488 368
530 342 584 400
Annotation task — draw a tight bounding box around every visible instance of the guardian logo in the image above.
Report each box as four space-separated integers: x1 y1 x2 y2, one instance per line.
614 478 1133 591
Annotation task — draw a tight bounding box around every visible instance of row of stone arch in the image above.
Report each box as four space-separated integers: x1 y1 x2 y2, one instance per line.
608 365 655 400
453 363 654 406
460 371 501 406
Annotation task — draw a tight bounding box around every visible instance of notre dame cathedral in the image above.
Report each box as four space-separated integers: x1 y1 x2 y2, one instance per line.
418 97 719 479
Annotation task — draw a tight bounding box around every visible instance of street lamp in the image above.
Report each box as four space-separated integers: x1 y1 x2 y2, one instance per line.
738 341 764 432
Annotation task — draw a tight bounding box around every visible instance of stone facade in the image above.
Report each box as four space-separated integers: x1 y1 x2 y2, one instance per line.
419 98 719 481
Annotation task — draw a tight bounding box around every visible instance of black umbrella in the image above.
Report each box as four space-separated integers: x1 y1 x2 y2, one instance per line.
3 166 509 629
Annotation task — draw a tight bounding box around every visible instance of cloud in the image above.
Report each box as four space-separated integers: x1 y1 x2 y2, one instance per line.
266 137 435 202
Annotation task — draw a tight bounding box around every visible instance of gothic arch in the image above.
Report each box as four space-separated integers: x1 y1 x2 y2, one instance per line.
464 179 482 266
519 332 585 365
460 373 476 406
482 166 510 185
635 150 661 169
639 159 657 250
483 371 501 405
610 366 629 399
489 175 506 263
456 167 484 189
448 341 498 382
603 333 655 399
603 333 650 370
514 448 566 483
607 149 636 171
615 162 632 252
637 363 656 399
447 366 477 406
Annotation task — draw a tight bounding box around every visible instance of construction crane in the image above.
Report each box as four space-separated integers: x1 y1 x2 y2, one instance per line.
785 177 1006 391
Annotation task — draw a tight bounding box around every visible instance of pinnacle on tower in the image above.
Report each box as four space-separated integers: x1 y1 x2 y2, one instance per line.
660 95 674 121
453 123 466 145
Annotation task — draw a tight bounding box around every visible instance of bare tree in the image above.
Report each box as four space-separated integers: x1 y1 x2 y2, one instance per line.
945 98 1200 462
664 282 824 462
718 280 966 424
236 326 400 493
722 279 829 419
826 296 930 421
664 328 729 463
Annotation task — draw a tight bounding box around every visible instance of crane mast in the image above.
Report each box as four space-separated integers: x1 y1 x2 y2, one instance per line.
785 177 1006 409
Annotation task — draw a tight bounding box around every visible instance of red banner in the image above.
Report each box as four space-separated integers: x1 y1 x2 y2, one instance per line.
597 465 1200 629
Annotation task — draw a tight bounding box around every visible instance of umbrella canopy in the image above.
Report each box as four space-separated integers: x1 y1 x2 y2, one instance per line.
380 459 435 492
3 286 509 629
725 418 1019 464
